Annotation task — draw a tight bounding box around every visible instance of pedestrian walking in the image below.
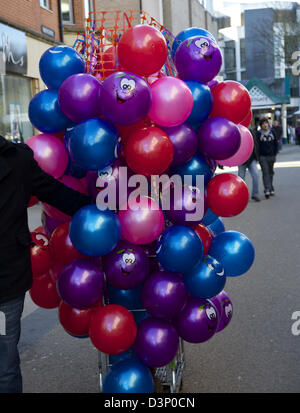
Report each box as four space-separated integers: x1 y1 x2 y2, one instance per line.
238 128 260 202
256 118 278 199
0 135 93 393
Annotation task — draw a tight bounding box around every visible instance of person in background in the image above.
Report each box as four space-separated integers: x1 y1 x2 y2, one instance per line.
296 124 300 145
271 120 283 151
0 135 93 393
256 118 278 199
238 128 261 202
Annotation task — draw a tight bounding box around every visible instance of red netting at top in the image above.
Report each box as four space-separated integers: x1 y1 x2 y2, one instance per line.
73 10 177 81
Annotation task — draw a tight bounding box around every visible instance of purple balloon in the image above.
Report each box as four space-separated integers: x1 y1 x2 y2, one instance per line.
41 211 63 237
162 123 197 166
198 117 241 160
56 259 104 309
141 271 188 320
164 184 208 225
133 317 179 368
58 73 102 123
86 158 134 207
99 71 152 126
210 290 233 333
102 240 150 290
173 296 219 343
175 36 222 84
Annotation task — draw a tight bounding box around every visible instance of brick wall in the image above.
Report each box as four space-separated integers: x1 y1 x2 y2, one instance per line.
0 0 60 42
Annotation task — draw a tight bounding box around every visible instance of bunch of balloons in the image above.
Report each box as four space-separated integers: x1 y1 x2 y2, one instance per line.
27 22 255 394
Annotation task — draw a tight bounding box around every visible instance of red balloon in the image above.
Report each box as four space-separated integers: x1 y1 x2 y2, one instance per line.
30 244 52 277
29 272 61 309
31 227 48 244
206 173 249 217
240 110 253 128
117 117 152 144
89 304 137 355
58 301 94 337
192 223 214 255
49 262 64 283
28 196 39 208
124 126 174 176
117 25 168 76
49 222 85 265
210 81 251 124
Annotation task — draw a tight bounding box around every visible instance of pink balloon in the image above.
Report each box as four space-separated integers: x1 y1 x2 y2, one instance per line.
148 77 193 127
26 134 68 178
217 125 254 167
43 175 88 222
119 196 165 245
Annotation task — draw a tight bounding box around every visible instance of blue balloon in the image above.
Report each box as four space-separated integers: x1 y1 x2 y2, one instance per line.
185 81 213 128
109 350 138 366
207 217 225 236
209 231 255 277
63 128 87 178
156 225 203 273
201 208 219 226
39 45 85 90
133 310 151 325
68 118 119 170
171 152 214 186
106 285 143 310
183 255 226 299
28 89 72 133
69 205 121 257
103 359 154 393
172 27 216 59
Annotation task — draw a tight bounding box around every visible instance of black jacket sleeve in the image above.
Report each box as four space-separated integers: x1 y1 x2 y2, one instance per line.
30 154 93 216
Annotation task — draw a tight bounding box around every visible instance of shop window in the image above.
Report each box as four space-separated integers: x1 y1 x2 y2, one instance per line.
62 0 74 24
0 74 33 143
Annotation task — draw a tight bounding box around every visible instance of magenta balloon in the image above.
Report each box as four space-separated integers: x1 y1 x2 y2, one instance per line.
118 197 165 245
141 271 188 319
162 123 197 166
133 317 179 368
58 73 102 123
26 134 68 178
43 175 87 222
173 296 219 343
148 77 193 127
198 117 241 160
218 125 254 167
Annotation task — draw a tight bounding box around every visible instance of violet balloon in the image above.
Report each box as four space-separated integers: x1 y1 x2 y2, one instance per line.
26 134 68 178
56 259 104 309
103 240 150 290
210 290 233 333
99 71 152 126
148 77 193 127
162 123 197 166
133 317 179 368
58 73 102 123
141 271 188 320
41 211 64 237
174 296 219 343
119 197 165 245
218 124 254 167
175 36 222 84
198 117 241 160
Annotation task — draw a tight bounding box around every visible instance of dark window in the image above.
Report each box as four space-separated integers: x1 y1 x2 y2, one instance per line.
224 40 236 71
240 38 246 68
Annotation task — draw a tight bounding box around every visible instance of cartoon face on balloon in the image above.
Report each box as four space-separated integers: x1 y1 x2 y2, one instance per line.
175 36 222 83
201 301 219 333
210 290 233 333
102 240 150 290
99 71 152 126
203 255 224 277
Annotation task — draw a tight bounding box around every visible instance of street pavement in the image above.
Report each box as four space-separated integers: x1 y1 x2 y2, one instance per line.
22 144 300 393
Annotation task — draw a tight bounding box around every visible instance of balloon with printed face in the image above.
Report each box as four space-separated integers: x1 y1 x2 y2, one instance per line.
209 230 255 277
173 296 219 343
39 45 85 90
118 25 168 77
172 27 216 59
103 241 150 290
210 290 233 332
103 359 154 393
30 232 52 277
183 255 226 299
68 118 119 170
175 36 222 84
99 71 152 126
